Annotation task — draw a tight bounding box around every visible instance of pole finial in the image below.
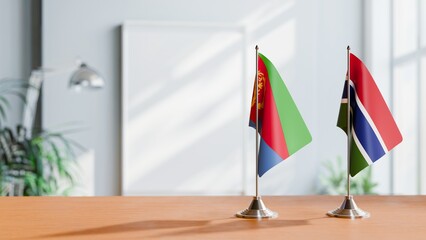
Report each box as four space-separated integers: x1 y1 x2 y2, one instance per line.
255 45 259 50
347 45 351 51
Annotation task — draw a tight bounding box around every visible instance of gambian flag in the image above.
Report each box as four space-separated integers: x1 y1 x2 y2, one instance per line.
337 53 403 176
249 53 311 177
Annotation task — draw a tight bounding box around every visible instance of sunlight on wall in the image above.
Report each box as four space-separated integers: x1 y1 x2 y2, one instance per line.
241 0 294 31
172 31 243 80
366 0 426 195
393 0 417 58
118 0 365 196
123 24 245 195
41 0 364 196
393 62 418 194
258 19 295 69
245 19 296 196
73 149 95 196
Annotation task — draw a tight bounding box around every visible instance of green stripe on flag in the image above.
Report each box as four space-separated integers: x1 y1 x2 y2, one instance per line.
350 139 369 176
259 53 311 154
337 103 348 132
337 102 370 177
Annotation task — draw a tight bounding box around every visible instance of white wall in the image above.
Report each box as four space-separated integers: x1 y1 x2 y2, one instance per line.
0 0 31 127
314 0 364 192
42 0 363 195
365 0 426 195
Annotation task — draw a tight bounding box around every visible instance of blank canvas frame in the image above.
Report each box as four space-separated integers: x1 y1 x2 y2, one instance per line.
121 21 249 195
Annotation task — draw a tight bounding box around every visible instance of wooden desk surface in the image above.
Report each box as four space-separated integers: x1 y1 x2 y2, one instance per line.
0 196 425 239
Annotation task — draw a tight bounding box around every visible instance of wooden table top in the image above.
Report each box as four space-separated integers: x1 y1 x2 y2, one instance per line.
0 195 425 239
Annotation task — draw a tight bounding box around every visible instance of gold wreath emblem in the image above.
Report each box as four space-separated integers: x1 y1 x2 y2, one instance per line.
251 71 266 110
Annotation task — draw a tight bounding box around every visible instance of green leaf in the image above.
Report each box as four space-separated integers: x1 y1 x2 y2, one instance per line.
0 105 7 122
0 96 11 108
318 156 378 195
0 123 81 196
24 173 37 195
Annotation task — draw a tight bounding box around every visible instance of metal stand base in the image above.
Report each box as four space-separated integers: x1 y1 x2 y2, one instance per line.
327 195 370 219
236 196 278 219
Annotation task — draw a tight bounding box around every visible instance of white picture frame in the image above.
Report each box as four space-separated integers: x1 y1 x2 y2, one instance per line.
121 21 249 195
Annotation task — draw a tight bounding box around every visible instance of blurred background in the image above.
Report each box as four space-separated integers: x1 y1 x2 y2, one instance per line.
0 0 424 196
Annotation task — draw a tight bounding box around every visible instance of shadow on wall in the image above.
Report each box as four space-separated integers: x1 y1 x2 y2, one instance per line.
122 0 322 196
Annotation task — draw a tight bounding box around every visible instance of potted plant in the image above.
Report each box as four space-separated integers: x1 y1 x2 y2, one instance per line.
318 156 378 195
0 79 81 196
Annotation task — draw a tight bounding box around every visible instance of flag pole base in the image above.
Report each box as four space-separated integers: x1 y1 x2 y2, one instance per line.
236 196 278 219
327 195 370 219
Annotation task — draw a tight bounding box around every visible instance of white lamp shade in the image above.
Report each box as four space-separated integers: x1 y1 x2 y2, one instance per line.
69 63 104 90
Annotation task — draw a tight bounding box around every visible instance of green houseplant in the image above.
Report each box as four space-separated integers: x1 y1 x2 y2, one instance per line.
318 156 378 195
0 79 81 196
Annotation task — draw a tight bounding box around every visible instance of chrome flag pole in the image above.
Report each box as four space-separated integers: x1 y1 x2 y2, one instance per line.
236 45 277 219
327 46 369 219
256 44 260 199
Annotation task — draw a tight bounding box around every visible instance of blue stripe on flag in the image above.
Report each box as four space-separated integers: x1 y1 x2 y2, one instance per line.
342 81 349 98
258 138 283 176
348 86 386 162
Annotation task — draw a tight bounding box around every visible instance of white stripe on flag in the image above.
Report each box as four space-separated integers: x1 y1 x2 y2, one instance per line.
352 127 374 165
349 80 389 153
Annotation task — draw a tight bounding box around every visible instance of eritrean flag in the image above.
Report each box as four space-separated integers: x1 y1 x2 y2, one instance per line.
249 53 311 177
338 53 402 176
